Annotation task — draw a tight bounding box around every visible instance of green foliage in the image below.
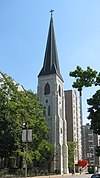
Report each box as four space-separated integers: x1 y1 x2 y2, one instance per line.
87 90 100 134
69 66 97 92
95 72 100 86
68 141 76 167
0 74 21 158
0 72 53 163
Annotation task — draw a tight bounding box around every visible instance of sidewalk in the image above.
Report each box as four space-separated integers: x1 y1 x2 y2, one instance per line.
31 175 70 178
31 173 80 178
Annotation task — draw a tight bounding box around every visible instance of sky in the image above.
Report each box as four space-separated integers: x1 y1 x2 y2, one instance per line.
0 0 100 124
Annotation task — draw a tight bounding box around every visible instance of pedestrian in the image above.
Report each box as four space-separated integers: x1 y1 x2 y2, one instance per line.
79 168 82 174
72 169 74 175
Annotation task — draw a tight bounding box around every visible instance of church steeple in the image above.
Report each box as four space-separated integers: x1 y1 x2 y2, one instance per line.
38 12 63 81
38 11 68 174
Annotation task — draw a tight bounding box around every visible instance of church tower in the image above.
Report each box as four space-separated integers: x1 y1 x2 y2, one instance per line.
38 12 68 174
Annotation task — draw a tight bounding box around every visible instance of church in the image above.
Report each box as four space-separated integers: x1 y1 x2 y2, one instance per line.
0 11 82 174
37 12 69 174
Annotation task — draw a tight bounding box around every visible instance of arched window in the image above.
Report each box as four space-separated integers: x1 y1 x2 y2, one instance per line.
44 83 50 95
59 85 61 97
48 106 50 116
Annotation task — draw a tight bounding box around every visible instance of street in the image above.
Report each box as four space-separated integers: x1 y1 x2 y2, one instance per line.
31 173 93 178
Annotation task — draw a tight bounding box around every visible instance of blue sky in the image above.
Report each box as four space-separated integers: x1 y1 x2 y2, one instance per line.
0 0 100 124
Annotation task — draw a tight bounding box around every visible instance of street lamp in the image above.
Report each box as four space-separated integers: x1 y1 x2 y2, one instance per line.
22 122 32 178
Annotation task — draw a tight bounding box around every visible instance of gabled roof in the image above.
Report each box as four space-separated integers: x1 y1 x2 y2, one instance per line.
0 71 24 91
38 14 63 81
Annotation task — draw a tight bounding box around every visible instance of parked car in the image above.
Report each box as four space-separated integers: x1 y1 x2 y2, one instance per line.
91 173 100 178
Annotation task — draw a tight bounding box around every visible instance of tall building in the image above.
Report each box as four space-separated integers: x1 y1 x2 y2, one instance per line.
82 123 100 166
64 90 82 163
37 13 68 174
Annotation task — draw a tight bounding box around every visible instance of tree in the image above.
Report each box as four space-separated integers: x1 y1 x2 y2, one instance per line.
95 72 100 86
87 78 100 156
69 67 100 158
69 66 97 91
67 141 76 169
87 89 100 134
0 72 53 167
69 66 97 125
0 74 22 159
18 90 53 167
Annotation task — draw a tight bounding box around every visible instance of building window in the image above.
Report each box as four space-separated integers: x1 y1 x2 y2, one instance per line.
48 106 50 116
44 83 50 95
59 85 61 97
61 128 62 134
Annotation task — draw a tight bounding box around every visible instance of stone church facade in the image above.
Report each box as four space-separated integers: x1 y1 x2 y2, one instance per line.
37 14 68 174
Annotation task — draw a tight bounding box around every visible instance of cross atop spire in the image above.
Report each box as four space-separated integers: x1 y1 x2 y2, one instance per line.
50 9 54 16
